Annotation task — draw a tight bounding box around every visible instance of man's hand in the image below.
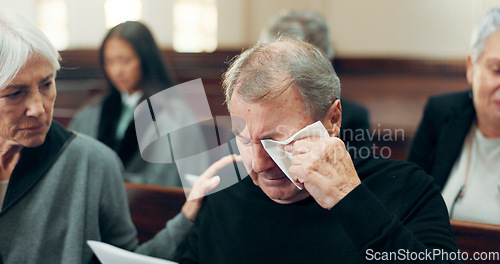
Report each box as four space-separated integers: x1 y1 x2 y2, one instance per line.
182 154 242 221
287 137 360 210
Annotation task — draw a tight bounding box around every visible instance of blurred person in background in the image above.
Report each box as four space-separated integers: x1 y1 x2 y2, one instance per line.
70 21 208 187
408 8 500 225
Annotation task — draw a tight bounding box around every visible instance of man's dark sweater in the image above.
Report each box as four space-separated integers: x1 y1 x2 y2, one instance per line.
175 155 461 263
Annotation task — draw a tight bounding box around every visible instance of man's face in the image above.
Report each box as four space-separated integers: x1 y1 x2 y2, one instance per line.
467 30 500 132
229 84 315 204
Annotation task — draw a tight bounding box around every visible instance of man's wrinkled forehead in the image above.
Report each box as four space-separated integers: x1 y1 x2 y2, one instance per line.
231 74 294 105
230 118 247 137
228 87 247 135
228 82 304 139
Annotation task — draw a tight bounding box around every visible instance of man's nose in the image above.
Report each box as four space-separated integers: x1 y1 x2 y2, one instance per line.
251 143 275 173
25 91 45 117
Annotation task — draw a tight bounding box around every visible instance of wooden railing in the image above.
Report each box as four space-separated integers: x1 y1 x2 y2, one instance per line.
125 182 187 243
450 219 500 264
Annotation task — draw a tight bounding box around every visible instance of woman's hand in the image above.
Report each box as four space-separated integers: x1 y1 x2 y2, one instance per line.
182 154 242 221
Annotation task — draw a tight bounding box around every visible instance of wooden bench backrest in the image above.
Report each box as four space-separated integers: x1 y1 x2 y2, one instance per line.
450 219 500 263
125 182 187 243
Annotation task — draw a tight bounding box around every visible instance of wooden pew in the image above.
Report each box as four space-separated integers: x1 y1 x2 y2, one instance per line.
125 182 187 243
450 219 500 263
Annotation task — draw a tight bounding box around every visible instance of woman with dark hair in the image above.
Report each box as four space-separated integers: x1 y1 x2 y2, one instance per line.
99 20 176 99
70 21 208 187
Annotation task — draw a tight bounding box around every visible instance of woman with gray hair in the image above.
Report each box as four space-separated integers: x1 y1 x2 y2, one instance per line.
0 8 231 263
409 7 500 225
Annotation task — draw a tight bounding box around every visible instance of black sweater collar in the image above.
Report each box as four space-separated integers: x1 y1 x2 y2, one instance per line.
1 121 74 213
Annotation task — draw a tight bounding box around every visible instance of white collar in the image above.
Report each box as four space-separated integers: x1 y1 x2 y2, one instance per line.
120 91 143 109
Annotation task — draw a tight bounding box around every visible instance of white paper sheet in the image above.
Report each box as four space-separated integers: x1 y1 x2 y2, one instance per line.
260 121 330 190
87 240 179 264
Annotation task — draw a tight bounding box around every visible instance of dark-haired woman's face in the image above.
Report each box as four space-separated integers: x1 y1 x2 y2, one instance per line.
103 38 142 94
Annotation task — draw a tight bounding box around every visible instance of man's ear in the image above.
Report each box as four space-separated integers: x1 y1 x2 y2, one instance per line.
466 54 474 86
322 99 342 137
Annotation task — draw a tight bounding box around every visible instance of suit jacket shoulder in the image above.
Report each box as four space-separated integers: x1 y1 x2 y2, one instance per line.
408 90 475 189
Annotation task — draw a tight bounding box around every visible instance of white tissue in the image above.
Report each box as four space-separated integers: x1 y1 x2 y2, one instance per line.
260 121 330 190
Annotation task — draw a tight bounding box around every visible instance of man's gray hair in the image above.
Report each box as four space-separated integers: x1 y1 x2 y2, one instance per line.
470 7 500 63
260 9 334 60
223 37 340 121
0 8 60 90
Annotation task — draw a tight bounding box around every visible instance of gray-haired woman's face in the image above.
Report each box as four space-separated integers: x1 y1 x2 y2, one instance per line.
0 57 56 148
467 31 500 134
